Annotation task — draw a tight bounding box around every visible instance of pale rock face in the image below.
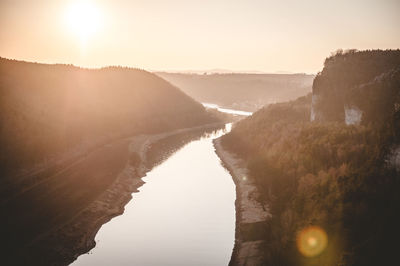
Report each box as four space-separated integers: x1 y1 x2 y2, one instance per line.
388 146 400 171
345 106 362 125
310 94 319 121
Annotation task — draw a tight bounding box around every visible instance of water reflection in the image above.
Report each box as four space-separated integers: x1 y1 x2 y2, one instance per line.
200 124 232 140
73 124 235 266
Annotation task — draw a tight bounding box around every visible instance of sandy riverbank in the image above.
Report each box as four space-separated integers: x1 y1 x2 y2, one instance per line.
213 138 271 266
10 122 223 266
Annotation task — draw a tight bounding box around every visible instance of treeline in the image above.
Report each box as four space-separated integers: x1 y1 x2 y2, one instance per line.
0 58 217 179
221 50 400 265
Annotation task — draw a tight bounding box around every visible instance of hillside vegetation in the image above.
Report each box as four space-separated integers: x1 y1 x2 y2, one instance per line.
221 50 400 265
0 58 216 188
157 72 314 111
312 49 400 122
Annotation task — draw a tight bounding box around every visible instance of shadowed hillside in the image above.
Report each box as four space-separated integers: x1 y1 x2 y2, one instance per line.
0 58 216 182
156 72 314 111
221 50 400 265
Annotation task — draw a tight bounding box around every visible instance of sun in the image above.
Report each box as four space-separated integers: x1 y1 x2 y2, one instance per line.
65 1 102 45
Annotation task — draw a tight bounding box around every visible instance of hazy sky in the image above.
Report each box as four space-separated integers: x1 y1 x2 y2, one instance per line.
0 0 399 73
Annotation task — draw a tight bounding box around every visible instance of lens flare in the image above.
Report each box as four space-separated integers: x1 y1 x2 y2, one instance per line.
297 226 328 257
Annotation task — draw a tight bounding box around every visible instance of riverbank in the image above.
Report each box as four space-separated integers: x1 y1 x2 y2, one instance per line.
9 122 223 266
213 138 271 266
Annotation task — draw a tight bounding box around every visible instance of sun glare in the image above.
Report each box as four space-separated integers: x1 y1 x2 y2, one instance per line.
65 1 102 45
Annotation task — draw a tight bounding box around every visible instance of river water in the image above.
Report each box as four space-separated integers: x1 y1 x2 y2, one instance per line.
73 124 236 266
202 103 253 116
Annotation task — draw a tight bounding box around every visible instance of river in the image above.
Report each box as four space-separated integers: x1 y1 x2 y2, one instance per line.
73 123 237 266
202 103 253 116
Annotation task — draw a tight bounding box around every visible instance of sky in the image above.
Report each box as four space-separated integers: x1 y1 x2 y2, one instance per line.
0 0 399 73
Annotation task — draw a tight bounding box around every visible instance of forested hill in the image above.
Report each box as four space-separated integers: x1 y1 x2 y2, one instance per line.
221 50 400 265
0 57 216 179
156 72 314 111
312 49 400 123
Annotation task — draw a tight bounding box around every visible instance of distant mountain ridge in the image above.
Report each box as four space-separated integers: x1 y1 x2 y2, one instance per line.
156 72 314 111
153 69 301 74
